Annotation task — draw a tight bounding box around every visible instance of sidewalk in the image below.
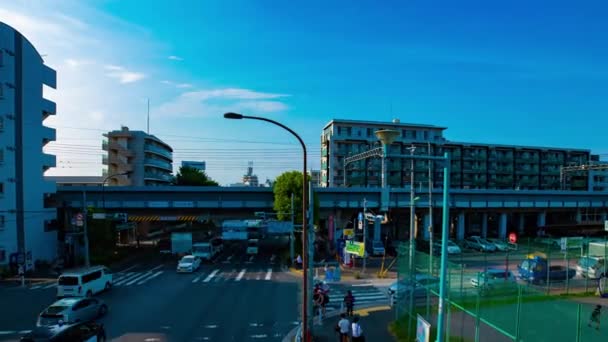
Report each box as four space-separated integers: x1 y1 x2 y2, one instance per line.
287 264 397 285
312 306 395 341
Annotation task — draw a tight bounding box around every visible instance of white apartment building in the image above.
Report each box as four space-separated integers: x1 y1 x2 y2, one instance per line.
0 23 58 267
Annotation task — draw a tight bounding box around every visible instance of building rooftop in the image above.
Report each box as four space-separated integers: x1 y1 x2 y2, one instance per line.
323 118 447 131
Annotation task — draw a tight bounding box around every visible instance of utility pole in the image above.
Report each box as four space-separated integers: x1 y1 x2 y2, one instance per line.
307 181 315 334
82 191 90 268
363 198 367 273
427 142 434 318
408 144 416 336
290 193 295 265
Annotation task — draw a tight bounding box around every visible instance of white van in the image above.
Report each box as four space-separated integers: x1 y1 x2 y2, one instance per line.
57 266 113 298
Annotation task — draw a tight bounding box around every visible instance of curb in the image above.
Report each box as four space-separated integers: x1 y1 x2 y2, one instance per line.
281 303 394 342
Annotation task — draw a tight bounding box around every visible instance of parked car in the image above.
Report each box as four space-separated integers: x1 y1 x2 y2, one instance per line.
37 297 108 326
471 269 518 296
21 321 106 342
57 266 113 298
388 274 440 305
576 256 606 279
485 238 511 252
176 255 201 273
463 236 497 252
518 254 576 284
433 240 462 255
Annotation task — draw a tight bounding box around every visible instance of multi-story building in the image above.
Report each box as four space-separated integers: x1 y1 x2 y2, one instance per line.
102 127 173 186
321 118 594 191
0 23 58 267
309 170 321 186
242 161 259 187
181 160 206 172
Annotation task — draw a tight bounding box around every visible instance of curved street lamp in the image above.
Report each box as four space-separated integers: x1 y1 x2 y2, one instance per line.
223 112 311 341
102 171 132 209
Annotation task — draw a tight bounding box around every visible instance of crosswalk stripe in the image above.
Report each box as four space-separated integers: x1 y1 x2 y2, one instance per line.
204 269 220 282
125 271 153 286
43 283 57 289
112 273 135 283
192 275 202 283
236 269 246 281
137 271 164 285
114 272 140 286
30 284 45 290
265 268 272 280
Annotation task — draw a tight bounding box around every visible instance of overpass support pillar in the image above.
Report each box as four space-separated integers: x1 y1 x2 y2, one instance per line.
537 211 546 228
457 212 465 241
423 214 431 240
498 212 508 239
373 216 381 242
518 214 525 235
481 213 488 239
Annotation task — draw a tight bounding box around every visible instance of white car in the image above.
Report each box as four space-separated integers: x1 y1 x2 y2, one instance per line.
470 269 517 296
388 274 440 305
463 236 497 252
485 238 511 252
433 240 462 254
177 255 201 273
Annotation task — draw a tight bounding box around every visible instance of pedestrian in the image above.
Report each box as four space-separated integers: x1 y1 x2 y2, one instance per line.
295 254 303 269
589 305 602 330
344 290 355 317
335 313 350 342
313 288 324 324
351 316 364 341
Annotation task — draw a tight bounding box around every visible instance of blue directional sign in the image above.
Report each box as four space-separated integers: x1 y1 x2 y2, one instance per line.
358 212 363 222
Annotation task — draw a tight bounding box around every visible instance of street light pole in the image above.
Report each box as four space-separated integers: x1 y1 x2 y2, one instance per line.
224 112 311 341
407 144 416 336
436 152 452 342
102 171 131 209
82 190 90 268
363 198 367 273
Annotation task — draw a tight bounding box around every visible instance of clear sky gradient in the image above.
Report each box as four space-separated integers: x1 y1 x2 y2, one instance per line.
3 0 607 185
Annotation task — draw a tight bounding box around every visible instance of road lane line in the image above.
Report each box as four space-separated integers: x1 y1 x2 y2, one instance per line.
117 264 139 273
265 268 272 280
113 272 139 286
351 283 374 287
43 283 57 289
125 272 153 286
0 331 16 335
137 271 164 285
112 273 133 283
236 269 246 281
192 274 202 283
203 269 219 283
149 264 164 271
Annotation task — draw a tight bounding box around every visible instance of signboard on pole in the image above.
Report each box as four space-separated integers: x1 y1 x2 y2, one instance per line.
343 229 354 238
92 213 106 219
345 240 365 257
75 213 84 227
416 314 431 342
605 220 608 232
357 220 363 230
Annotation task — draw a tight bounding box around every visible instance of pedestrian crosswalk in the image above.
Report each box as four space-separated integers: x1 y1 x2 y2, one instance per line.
324 285 390 313
191 268 276 283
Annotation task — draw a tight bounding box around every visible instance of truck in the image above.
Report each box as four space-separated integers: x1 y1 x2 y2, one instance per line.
192 238 223 261
517 253 576 284
171 232 193 255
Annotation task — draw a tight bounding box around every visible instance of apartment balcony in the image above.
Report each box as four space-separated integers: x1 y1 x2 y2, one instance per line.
102 140 108 151
517 156 539 163
496 168 514 174
42 99 56 120
42 153 56 171
497 155 513 162
144 172 173 183
517 169 539 175
543 157 564 165
541 169 561 175
108 155 134 172
144 158 173 172
102 155 109 165
144 144 172 160
107 141 134 157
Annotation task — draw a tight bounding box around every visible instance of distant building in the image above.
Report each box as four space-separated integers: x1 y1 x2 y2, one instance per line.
102 126 173 186
181 161 206 172
242 161 259 187
46 176 104 187
309 170 321 186
321 118 596 191
0 22 58 265
587 161 608 192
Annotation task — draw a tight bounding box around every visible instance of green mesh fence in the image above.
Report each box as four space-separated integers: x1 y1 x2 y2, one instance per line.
395 236 608 342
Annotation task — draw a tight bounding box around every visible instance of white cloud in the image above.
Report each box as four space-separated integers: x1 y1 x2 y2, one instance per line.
155 88 290 117
176 83 193 88
168 55 184 61
104 65 146 83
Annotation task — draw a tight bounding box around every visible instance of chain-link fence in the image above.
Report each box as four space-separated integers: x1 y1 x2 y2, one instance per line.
394 236 608 341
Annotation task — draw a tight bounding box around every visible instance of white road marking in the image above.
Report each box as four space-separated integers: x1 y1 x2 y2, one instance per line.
137 271 164 285
43 283 57 289
125 271 153 286
30 284 45 290
112 272 135 283
222 254 234 264
203 269 220 282
18 330 31 334
236 269 246 281
249 323 263 327
245 255 254 264
149 264 164 272
0 331 16 335
256 274 261 280
117 264 139 273
351 283 374 287
265 268 272 280
192 275 202 283
114 272 140 286
250 334 267 338
144 338 161 342
203 324 218 328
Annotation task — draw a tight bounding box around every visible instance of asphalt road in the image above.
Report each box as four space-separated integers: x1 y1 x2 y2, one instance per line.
0 246 299 342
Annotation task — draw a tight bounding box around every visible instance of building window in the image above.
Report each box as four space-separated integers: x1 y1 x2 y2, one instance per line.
0 148 3 164
0 215 4 229
0 248 5 263
423 131 429 140
0 182 3 194
357 129 361 137
412 130 417 139
337 127 342 135
0 83 3 98
0 116 3 131
367 128 372 137
402 129 407 138
346 127 352 136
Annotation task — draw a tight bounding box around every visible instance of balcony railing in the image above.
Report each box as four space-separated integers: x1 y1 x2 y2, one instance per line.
144 144 172 160
102 155 108 165
144 158 172 171
102 140 108 151
144 172 173 182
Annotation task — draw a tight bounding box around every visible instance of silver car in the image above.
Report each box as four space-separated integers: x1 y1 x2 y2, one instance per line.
37 297 108 326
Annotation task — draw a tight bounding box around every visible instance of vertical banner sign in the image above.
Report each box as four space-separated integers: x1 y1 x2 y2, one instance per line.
328 215 335 242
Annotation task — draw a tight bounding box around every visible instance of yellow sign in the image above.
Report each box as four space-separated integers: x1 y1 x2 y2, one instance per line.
345 241 365 257
343 229 354 237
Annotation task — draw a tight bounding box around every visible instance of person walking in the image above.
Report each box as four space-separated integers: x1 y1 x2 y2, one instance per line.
351 316 364 341
343 290 355 317
589 305 602 330
336 313 350 342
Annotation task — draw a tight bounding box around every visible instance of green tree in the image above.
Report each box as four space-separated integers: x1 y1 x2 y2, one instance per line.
272 171 319 224
174 166 219 186
86 207 118 265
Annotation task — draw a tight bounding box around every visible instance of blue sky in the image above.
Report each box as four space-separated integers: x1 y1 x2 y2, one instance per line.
3 0 607 184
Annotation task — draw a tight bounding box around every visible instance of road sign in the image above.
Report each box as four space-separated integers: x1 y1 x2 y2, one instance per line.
509 233 517 244
345 240 365 257
75 212 84 227
357 220 363 230
358 212 363 222
92 213 106 219
343 229 354 238
605 220 608 232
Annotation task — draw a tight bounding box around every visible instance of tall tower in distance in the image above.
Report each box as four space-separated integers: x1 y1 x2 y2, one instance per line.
242 161 259 187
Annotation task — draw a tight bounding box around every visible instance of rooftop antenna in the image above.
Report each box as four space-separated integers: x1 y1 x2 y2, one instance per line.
147 98 150 134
